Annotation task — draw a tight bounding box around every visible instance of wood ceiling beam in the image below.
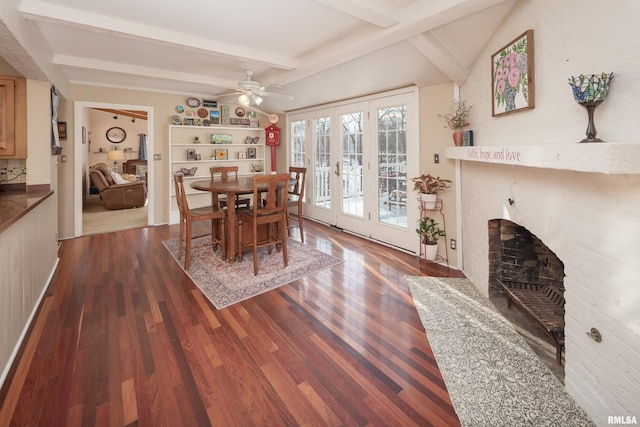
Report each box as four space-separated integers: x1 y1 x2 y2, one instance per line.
93 108 147 121
270 0 506 87
19 0 298 71
313 0 400 27
409 33 468 86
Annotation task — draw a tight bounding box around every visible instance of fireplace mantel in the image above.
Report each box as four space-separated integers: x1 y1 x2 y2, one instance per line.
445 143 640 174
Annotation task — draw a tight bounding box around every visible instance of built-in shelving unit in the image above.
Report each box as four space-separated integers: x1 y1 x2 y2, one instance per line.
168 125 266 224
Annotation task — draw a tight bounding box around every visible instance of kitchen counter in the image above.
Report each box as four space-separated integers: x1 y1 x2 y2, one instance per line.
0 186 54 234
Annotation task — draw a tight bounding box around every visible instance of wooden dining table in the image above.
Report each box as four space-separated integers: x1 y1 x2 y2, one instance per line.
191 176 293 264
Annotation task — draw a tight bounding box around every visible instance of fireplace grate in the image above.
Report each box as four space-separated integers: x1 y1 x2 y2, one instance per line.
497 278 565 364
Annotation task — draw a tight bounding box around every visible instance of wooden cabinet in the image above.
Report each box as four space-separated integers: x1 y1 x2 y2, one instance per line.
0 75 27 159
168 125 266 223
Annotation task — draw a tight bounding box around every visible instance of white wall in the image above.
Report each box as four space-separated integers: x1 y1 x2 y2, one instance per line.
458 0 640 423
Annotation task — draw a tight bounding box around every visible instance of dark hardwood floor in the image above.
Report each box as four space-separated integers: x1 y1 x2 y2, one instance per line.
0 219 465 426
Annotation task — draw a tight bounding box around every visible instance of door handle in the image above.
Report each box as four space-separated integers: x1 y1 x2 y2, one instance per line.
335 161 340 176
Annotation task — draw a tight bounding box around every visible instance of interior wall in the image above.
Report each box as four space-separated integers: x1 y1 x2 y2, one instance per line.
57 84 269 239
458 0 640 421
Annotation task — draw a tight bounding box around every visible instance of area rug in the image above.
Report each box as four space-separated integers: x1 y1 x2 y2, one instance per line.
163 235 342 309
406 276 594 427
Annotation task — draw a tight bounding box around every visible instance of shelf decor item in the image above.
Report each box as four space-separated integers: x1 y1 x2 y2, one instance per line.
411 173 452 209
491 29 535 116
211 134 232 144
438 100 473 146
568 72 614 143
215 149 228 160
179 166 198 176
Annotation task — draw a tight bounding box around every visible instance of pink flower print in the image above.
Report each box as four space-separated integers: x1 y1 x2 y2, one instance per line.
495 66 504 80
507 52 519 68
508 67 520 88
496 79 506 94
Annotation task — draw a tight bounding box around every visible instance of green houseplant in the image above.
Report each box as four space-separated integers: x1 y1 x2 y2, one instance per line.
411 173 452 209
416 216 445 260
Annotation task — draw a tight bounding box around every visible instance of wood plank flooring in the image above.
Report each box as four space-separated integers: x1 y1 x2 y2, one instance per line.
0 219 465 426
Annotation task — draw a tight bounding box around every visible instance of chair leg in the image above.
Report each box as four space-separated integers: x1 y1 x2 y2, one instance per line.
184 220 192 270
297 203 304 243
177 215 185 260
237 219 244 262
281 219 288 268
219 217 226 260
253 223 259 275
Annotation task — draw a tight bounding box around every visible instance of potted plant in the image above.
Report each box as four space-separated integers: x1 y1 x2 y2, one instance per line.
438 100 473 146
416 216 445 260
410 173 452 209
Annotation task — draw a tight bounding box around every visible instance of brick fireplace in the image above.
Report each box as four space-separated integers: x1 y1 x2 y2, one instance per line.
446 143 640 422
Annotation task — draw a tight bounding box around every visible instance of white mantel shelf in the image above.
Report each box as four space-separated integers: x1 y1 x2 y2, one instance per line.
445 143 640 174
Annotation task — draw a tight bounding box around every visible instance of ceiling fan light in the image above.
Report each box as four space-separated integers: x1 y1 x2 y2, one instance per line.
238 93 250 106
253 95 263 105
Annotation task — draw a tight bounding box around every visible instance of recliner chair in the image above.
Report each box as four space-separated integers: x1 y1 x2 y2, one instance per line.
89 163 147 210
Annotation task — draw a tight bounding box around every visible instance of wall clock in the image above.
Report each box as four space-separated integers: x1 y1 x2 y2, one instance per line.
106 126 126 143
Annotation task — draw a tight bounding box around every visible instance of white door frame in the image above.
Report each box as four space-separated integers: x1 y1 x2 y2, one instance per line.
73 101 154 237
287 87 419 252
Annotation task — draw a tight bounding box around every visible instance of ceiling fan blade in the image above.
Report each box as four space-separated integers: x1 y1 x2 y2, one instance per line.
256 91 294 101
217 91 243 99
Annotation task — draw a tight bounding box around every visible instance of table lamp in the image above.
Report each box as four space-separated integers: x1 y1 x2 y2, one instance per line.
107 149 125 172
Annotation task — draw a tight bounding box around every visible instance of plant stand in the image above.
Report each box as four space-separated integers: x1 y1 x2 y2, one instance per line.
418 197 448 266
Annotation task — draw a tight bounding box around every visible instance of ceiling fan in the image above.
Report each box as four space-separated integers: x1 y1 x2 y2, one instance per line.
220 69 294 107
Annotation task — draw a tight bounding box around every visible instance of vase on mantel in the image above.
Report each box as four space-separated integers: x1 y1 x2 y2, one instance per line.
452 130 464 146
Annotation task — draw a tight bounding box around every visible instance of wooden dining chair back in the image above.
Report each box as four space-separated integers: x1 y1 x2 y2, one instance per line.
209 166 251 209
286 166 307 242
236 173 290 275
174 173 226 269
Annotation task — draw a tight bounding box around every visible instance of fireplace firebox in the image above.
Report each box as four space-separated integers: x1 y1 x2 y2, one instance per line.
488 219 566 364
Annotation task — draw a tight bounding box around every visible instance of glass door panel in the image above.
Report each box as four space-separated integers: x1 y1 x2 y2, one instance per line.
377 106 407 228
340 112 364 218
313 117 331 209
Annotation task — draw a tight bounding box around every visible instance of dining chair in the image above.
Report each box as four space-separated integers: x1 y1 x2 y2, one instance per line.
286 166 307 242
209 166 251 209
236 173 289 275
174 173 226 269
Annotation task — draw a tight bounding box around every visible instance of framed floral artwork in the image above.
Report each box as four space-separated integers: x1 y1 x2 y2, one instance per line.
491 29 534 116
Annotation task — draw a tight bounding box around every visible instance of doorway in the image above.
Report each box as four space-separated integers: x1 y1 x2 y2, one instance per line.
74 101 154 237
288 88 419 252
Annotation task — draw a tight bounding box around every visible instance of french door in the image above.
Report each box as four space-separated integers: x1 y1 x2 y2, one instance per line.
288 88 419 252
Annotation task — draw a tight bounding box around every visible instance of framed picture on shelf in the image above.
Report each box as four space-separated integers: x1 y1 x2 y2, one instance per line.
463 130 474 146
491 29 534 117
247 147 257 159
209 110 220 125
187 148 196 161
215 149 228 160
238 152 247 159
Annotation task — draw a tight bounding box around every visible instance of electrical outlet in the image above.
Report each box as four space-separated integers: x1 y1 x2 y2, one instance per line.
154 153 162 160
450 239 457 250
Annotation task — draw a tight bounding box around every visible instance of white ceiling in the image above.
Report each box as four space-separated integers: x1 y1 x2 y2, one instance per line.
1 0 517 113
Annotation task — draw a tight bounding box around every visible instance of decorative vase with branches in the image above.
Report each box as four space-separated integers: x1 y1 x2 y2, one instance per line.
438 100 473 146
